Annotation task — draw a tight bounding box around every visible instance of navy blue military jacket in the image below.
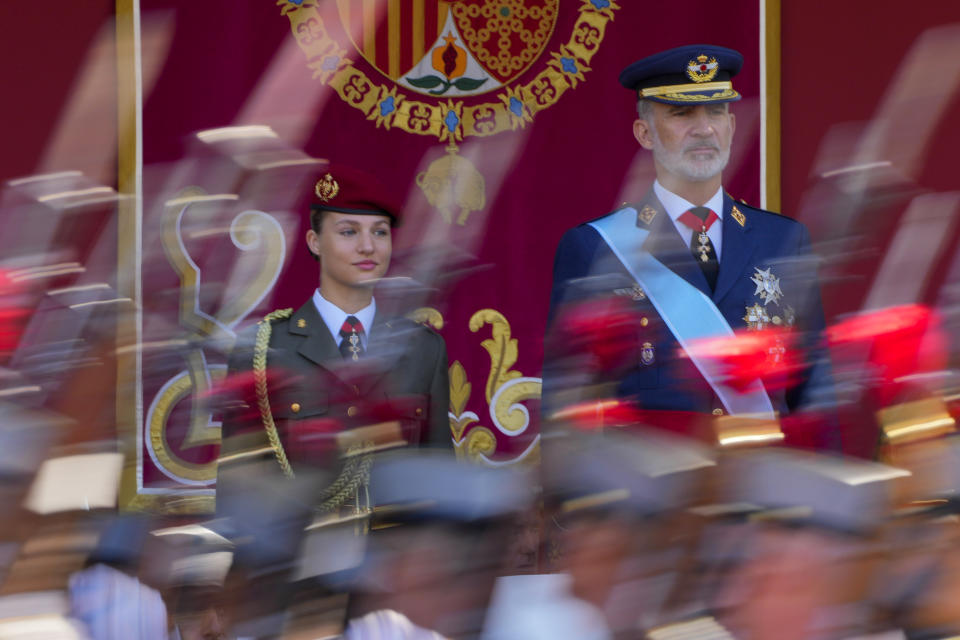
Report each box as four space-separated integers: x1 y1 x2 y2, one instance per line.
544 191 834 419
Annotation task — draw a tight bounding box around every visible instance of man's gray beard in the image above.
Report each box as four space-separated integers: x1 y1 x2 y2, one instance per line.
651 129 730 182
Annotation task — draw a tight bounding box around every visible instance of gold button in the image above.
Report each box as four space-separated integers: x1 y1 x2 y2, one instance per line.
712 408 724 416
347 406 358 417
415 407 423 416
640 317 649 327
291 403 301 413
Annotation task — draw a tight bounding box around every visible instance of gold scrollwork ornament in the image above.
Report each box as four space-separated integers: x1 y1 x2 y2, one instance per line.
447 308 542 465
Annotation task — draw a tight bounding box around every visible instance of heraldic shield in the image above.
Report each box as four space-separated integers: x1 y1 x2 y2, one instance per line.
335 0 558 96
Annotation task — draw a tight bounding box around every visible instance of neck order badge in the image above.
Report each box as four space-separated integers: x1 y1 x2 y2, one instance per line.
339 316 364 361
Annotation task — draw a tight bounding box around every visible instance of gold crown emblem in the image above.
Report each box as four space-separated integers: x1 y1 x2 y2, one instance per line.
315 173 340 202
686 55 719 83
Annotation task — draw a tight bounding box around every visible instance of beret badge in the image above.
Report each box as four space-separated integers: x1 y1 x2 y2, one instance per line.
315 173 340 202
686 54 719 83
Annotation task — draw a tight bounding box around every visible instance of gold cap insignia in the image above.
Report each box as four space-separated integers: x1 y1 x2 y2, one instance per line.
731 205 746 227
315 173 339 202
686 55 719 83
637 205 657 226
297 318 307 328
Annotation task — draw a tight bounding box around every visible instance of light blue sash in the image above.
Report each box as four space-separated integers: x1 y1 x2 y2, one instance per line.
588 207 775 418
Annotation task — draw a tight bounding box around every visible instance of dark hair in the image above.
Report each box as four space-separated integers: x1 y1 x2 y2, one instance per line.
310 206 328 235
308 207 327 262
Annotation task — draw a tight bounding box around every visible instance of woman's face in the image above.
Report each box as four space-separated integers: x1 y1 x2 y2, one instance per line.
306 212 392 293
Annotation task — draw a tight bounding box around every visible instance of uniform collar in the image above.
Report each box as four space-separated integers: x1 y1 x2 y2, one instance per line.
653 180 724 222
312 289 376 346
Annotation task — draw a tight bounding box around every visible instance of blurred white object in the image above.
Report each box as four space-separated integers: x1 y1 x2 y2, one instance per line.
24 453 122 514
343 610 448 640
0 591 89 639
482 574 612 640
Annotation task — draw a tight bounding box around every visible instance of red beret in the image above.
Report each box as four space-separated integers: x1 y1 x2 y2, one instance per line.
311 164 402 225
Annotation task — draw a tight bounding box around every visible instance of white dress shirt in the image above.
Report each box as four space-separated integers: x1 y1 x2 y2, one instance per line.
312 289 376 349
653 180 725 261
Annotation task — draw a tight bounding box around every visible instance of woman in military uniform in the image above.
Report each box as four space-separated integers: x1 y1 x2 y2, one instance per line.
217 164 451 511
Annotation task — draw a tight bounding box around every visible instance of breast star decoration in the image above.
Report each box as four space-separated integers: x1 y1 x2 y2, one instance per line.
750 267 782 306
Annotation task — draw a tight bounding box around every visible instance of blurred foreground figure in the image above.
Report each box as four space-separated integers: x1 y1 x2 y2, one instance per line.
545 44 834 448
485 427 714 639
711 449 906 640
343 451 530 639
218 163 451 504
872 417 960 638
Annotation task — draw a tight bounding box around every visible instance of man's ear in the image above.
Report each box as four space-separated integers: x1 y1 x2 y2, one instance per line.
305 228 321 258
633 118 654 150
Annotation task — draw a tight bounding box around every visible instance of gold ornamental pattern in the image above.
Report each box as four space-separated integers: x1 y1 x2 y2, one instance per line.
278 0 620 142
452 0 558 80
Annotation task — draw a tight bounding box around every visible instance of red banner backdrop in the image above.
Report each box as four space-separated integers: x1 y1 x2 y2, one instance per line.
120 0 766 512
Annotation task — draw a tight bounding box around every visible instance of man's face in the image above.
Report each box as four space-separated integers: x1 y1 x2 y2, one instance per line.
306 211 392 291
634 102 736 184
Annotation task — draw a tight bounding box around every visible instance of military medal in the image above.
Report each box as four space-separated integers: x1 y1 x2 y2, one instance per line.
743 303 770 331
750 267 782 306
767 335 786 364
339 316 364 361
613 283 647 301
347 329 360 361
641 341 655 365
696 225 711 262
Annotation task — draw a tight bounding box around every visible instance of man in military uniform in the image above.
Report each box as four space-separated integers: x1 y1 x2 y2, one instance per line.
218 164 451 496
544 45 834 445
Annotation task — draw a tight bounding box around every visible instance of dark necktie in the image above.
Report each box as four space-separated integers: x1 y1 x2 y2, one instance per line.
338 316 364 361
677 206 720 291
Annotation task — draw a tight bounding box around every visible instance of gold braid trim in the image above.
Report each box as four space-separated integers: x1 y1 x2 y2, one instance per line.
316 445 373 513
253 308 295 477
252 308 373 514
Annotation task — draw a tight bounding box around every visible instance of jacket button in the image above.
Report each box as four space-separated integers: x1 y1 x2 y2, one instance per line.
347 406 358 417
640 317 649 327
291 403 301 413
415 407 423 416
712 408 724 416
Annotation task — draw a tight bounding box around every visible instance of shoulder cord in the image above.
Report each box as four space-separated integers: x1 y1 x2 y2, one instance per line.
252 308 373 513
253 308 295 478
